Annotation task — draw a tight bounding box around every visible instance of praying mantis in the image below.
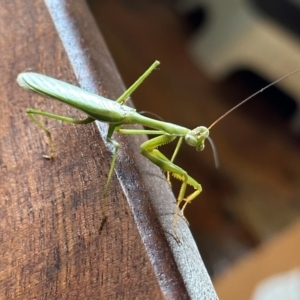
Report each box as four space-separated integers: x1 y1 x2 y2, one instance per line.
17 60 300 237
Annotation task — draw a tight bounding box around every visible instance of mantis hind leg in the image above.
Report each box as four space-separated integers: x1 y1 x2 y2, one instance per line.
115 61 160 104
27 108 94 158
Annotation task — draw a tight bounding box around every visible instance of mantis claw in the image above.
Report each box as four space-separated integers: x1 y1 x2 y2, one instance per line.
42 145 55 159
179 210 190 226
173 231 181 244
98 216 107 234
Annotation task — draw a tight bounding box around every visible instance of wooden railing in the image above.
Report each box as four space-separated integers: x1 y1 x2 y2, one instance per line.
0 0 218 298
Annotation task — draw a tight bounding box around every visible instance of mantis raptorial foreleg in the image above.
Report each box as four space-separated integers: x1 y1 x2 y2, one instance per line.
140 135 202 233
167 137 184 185
117 128 202 233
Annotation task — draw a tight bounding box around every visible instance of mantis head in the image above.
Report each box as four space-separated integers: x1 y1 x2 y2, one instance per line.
185 126 209 151
186 126 219 168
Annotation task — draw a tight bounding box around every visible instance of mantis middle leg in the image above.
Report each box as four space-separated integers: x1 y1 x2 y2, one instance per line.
115 61 160 104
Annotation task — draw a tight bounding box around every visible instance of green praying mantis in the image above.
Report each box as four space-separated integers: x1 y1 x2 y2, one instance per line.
17 60 300 237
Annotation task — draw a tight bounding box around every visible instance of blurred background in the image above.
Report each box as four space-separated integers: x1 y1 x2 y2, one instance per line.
87 0 300 298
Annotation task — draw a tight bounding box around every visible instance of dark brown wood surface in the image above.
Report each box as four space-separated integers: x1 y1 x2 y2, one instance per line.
0 0 217 298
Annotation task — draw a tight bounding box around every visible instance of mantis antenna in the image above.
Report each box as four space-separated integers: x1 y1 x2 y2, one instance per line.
208 68 300 130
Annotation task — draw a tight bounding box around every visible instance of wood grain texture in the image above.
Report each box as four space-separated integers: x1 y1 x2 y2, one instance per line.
0 0 217 298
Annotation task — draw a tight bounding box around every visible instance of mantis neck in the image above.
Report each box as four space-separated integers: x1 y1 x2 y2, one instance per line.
127 111 189 136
